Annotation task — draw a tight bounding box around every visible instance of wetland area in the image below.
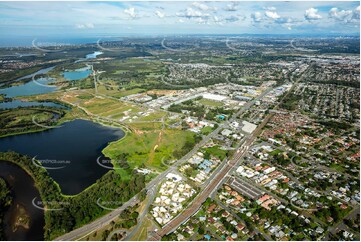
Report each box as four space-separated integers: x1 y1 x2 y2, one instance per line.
0 56 126 239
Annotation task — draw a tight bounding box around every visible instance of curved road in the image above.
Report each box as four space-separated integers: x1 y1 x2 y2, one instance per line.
55 85 274 241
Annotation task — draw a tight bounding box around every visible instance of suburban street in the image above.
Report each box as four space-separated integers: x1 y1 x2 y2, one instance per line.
55 83 274 241
149 104 273 240
0 8 359 242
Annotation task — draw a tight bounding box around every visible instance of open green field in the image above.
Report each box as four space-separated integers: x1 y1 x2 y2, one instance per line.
60 90 166 123
130 216 153 241
81 97 125 114
103 128 197 171
0 107 67 137
135 111 166 122
96 85 146 98
202 145 228 160
200 126 214 135
94 57 164 85
197 98 223 107
129 122 163 130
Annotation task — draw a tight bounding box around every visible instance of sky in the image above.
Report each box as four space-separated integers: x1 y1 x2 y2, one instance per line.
0 1 359 41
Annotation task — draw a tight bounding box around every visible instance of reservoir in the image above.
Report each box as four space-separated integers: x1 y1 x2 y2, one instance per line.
0 63 93 98
0 66 55 87
63 67 92 81
86 51 103 59
0 119 125 195
0 161 44 241
0 78 57 98
0 100 68 109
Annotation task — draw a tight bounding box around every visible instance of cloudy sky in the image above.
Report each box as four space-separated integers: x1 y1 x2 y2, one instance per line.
0 1 359 38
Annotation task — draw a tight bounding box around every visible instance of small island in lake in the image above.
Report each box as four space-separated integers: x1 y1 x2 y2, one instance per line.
12 204 31 232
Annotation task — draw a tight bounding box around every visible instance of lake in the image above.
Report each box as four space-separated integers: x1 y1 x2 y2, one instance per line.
0 77 57 98
86 51 103 59
0 55 96 99
63 67 92 81
0 66 55 87
0 161 44 241
0 119 125 195
0 100 68 109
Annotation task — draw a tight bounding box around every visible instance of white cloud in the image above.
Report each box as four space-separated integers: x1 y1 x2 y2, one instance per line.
176 7 210 18
304 8 322 21
251 12 262 22
154 10 165 18
213 15 221 23
224 16 239 23
353 6 360 21
264 6 276 11
329 8 352 21
0 1 359 35
192 2 216 12
124 7 136 18
194 17 208 24
211 14 244 25
224 2 238 12
265 11 280 20
329 6 360 23
75 23 94 29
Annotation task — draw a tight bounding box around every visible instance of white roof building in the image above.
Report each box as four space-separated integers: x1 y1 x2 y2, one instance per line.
203 93 227 101
242 121 257 134
166 173 182 182
264 167 276 174
156 217 163 224
221 129 233 137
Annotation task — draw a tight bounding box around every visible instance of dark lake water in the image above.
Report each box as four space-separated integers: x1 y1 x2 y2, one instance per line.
86 51 103 59
0 78 57 98
1 66 55 86
63 67 92 81
0 100 68 109
0 119 125 195
0 161 44 241
0 63 93 98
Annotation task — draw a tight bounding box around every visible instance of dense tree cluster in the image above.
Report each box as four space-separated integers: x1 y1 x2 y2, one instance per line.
0 107 66 137
314 204 350 223
279 93 301 111
168 99 233 121
173 135 202 159
0 152 146 240
0 177 12 240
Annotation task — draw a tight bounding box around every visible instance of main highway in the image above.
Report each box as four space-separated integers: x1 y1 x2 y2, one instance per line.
147 68 307 240
54 85 274 241
149 106 273 240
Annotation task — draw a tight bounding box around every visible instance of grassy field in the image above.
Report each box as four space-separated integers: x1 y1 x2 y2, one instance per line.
96 86 146 98
103 128 197 171
20 92 93 122
200 126 214 135
329 163 345 173
129 122 163 131
130 216 154 241
94 57 163 88
135 111 166 122
198 98 223 107
0 107 69 137
202 145 228 160
59 90 167 123
82 215 133 241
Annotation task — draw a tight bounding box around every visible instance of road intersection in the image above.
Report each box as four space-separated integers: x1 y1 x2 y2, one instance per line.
55 85 275 241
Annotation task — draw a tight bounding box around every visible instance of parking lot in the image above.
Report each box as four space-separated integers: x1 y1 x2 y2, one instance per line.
228 176 264 200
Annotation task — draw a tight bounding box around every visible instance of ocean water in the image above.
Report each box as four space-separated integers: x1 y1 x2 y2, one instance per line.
0 36 99 48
